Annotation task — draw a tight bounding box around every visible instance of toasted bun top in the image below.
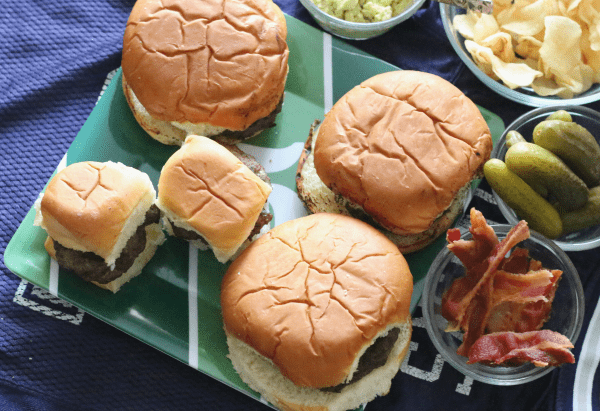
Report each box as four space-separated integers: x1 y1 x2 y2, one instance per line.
36 161 156 263
221 213 413 388
122 0 289 131
156 135 272 259
313 70 493 235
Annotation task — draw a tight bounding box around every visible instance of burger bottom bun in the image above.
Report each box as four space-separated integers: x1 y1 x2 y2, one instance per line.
122 76 282 146
44 221 165 293
226 320 411 411
296 122 470 254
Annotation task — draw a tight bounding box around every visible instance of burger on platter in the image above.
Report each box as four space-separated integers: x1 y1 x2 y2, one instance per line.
121 0 289 145
296 70 493 254
221 213 413 411
156 135 273 263
34 161 165 293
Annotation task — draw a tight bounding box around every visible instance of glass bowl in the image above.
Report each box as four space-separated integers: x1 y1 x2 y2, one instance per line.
298 0 425 40
440 4 600 107
422 225 585 385
491 105 600 251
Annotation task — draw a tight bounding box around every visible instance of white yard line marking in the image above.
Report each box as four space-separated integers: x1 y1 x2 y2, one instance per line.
323 32 333 115
49 259 59 297
188 243 199 369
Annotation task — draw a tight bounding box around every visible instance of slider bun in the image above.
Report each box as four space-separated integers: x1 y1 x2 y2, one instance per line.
313 70 492 236
121 0 289 143
35 161 158 268
221 213 413 402
156 135 272 263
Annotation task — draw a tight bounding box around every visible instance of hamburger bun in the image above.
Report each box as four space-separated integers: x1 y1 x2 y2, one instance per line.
156 135 272 263
221 213 413 411
296 70 493 254
34 161 165 292
121 0 289 145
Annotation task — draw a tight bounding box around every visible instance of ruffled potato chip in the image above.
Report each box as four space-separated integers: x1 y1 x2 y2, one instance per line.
465 40 542 88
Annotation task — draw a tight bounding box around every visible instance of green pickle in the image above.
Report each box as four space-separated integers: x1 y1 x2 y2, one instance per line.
505 142 589 212
505 130 527 148
545 110 572 122
484 159 563 239
533 119 600 187
561 186 600 235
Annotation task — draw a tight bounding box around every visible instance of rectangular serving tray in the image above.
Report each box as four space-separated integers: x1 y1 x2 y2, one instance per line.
4 13 504 409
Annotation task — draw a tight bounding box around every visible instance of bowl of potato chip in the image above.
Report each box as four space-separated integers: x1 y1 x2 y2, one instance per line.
440 2 600 106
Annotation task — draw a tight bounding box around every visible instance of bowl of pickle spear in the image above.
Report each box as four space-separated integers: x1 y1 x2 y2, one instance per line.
487 106 600 251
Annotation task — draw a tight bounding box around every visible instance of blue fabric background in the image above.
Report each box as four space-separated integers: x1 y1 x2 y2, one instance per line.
1 1 599 410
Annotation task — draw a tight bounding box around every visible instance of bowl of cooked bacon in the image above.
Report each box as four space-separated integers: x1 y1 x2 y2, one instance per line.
422 208 585 385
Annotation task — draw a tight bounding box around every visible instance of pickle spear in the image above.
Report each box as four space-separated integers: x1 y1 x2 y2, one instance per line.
484 159 563 239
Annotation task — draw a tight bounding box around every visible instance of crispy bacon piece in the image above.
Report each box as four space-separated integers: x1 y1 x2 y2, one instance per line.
467 330 575 366
446 219 530 355
447 208 499 271
440 208 574 366
486 269 562 333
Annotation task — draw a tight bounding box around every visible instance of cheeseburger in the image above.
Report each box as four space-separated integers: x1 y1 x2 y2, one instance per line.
221 213 413 411
121 0 289 145
34 161 165 293
297 70 493 254
156 135 272 263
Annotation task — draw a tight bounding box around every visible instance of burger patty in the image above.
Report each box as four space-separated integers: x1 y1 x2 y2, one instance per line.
170 210 273 245
53 205 161 284
217 96 284 143
320 327 401 393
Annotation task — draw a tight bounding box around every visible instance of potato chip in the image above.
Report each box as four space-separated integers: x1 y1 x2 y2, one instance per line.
497 0 560 36
454 11 500 42
480 32 515 62
539 16 594 95
465 40 542 88
453 12 479 40
515 35 542 60
473 14 501 43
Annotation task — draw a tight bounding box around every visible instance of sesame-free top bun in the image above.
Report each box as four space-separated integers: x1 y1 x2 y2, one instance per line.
34 161 165 292
156 135 272 263
297 70 492 254
221 213 413 411
121 0 289 145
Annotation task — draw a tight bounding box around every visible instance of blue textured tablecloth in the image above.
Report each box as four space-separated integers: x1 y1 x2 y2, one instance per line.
1 1 599 410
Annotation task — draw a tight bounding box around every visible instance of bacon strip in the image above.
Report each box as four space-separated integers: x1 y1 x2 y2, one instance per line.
467 330 575 366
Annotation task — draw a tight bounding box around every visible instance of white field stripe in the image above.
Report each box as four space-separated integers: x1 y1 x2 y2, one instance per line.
48 153 69 296
188 243 199 369
573 300 600 411
323 32 333 114
49 259 59 296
